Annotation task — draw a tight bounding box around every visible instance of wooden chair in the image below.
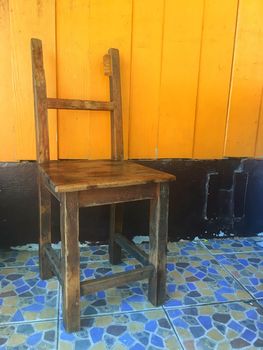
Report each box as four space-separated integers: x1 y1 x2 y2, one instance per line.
31 38 175 332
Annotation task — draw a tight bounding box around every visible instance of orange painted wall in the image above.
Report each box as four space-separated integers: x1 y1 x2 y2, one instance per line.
0 0 263 161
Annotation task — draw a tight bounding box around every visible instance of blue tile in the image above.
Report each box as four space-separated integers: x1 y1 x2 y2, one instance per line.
26 332 42 346
241 329 256 342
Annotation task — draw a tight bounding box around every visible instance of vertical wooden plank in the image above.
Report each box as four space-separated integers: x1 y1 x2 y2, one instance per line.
158 0 204 158
56 0 132 159
255 89 263 157
31 39 50 163
193 0 238 159
128 0 164 159
9 0 57 160
106 49 124 160
148 183 169 306
224 0 263 157
60 192 80 332
0 0 16 161
38 175 53 279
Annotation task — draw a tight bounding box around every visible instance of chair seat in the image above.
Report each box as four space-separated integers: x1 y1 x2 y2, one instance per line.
40 159 175 192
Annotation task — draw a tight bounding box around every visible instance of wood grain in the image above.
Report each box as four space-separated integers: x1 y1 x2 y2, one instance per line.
60 192 80 332
115 234 149 266
80 265 153 295
148 182 169 306
107 48 124 160
38 175 53 279
31 38 50 163
40 160 175 192
47 98 114 111
79 183 156 207
43 243 62 284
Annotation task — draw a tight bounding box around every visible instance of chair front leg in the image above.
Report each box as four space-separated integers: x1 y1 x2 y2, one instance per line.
60 192 80 332
39 175 53 279
148 183 169 306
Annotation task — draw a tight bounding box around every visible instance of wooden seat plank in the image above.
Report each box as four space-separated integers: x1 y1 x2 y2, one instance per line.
40 160 175 192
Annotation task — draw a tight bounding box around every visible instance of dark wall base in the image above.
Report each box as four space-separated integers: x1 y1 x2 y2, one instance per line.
0 158 262 247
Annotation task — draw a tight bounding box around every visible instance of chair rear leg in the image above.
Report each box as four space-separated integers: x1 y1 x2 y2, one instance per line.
39 176 53 280
60 192 80 332
109 204 123 265
148 183 169 306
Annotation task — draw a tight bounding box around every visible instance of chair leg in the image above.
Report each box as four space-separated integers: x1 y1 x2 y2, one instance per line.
109 204 123 264
39 176 53 280
60 192 80 332
148 183 169 306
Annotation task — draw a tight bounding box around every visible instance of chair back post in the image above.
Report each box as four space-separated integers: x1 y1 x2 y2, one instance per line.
31 38 50 164
104 49 124 161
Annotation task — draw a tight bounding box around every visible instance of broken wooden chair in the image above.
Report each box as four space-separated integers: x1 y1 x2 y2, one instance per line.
31 38 175 332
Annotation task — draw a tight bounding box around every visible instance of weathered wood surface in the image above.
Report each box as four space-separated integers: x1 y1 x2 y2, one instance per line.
106 49 124 160
80 265 153 295
31 38 50 163
32 39 175 332
60 192 80 332
47 98 114 111
148 183 169 306
79 183 156 207
38 175 53 279
40 160 175 192
43 243 62 284
115 233 149 265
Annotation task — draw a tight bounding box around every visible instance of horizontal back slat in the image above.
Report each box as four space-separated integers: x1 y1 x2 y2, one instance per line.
47 98 114 111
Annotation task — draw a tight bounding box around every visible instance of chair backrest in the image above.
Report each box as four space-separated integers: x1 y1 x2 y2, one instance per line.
31 38 123 164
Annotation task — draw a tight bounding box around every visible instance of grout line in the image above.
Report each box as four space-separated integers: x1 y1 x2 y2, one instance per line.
163 307 185 350
77 306 162 320
213 258 259 301
163 298 255 311
0 317 58 328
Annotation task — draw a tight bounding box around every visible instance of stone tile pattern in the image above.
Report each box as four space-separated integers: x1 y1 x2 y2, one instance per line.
0 321 57 349
201 237 263 254
59 310 182 350
0 237 262 349
215 252 263 299
0 266 58 324
168 301 263 349
165 255 251 307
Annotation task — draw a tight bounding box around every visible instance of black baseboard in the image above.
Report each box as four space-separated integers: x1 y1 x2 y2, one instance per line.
0 158 262 247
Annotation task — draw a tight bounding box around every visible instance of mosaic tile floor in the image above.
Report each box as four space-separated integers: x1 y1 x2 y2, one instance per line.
0 236 262 349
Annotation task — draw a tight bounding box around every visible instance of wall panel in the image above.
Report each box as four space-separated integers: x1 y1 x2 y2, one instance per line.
0 0 16 161
56 0 132 159
157 0 204 158
0 0 263 161
255 89 263 158
224 0 263 157
9 0 57 160
128 0 164 159
193 0 238 159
